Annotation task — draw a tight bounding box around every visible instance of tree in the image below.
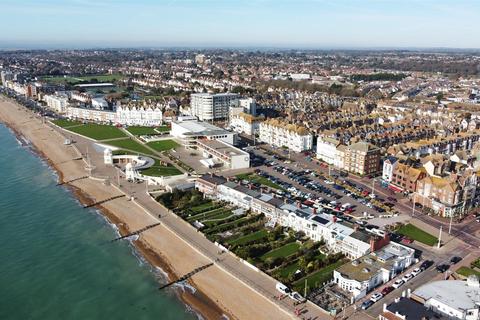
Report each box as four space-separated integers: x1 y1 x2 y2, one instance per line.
436 92 444 104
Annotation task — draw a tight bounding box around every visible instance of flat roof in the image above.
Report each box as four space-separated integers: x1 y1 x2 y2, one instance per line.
414 279 480 312
385 297 443 319
173 120 232 136
197 139 248 157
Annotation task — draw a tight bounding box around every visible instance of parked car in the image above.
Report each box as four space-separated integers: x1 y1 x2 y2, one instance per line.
450 256 462 264
361 300 374 310
436 264 450 273
411 268 422 277
370 292 383 302
289 291 306 303
381 286 394 295
402 273 414 282
392 279 404 288
276 283 291 295
420 260 433 271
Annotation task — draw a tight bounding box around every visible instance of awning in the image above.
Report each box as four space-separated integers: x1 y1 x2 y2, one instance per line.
388 184 403 192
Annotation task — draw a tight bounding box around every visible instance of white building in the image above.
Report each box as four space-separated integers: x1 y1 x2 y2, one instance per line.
216 181 259 209
190 92 239 121
317 137 342 165
91 97 109 110
259 118 313 152
413 277 480 320
196 139 250 170
333 242 415 301
0 70 14 86
171 119 236 147
71 92 92 103
229 112 264 136
66 106 116 123
239 97 257 115
382 156 398 182
44 94 70 113
116 104 163 126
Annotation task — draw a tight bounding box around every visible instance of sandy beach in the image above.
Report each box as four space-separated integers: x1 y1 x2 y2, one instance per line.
0 96 295 320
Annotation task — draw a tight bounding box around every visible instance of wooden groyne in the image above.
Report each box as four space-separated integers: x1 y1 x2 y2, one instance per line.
83 194 125 208
110 222 161 242
57 175 88 186
159 263 214 290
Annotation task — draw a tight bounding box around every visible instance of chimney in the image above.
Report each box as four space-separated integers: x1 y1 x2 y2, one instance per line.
296 201 301 208
383 303 387 312
313 208 317 215
407 288 411 298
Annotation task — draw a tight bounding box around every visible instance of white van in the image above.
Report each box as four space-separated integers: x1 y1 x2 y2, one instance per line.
275 283 291 295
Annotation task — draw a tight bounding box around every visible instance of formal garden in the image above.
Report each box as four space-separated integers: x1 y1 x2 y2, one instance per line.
157 189 346 294
126 125 170 136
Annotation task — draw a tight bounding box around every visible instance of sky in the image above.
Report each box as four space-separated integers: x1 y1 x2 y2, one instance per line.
0 0 479 49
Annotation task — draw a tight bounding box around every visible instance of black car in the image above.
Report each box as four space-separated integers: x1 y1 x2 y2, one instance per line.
450 256 462 264
436 264 450 273
420 260 433 271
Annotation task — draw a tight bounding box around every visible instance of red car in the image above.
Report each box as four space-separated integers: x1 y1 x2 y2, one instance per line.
381 286 394 295
401 237 413 244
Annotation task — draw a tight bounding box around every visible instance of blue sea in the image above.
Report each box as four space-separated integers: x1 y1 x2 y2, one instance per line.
0 123 196 320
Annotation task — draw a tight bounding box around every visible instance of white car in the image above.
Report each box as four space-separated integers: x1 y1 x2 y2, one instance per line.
275 283 291 295
402 273 414 282
411 268 422 277
370 292 383 302
392 279 404 288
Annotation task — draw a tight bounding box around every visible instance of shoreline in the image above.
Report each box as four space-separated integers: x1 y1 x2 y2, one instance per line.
0 102 228 320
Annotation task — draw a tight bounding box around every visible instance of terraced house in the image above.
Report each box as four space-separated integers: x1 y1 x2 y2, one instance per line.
259 118 313 152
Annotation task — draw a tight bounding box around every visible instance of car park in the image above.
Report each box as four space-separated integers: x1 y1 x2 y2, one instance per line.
370 292 383 302
392 279 404 288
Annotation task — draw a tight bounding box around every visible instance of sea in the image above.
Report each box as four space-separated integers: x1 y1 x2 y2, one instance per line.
0 123 196 320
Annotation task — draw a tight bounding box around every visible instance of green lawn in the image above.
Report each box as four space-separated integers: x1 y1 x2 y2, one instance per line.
41 73 123 84
261 242 300 260
191 202 217 213
105 138 156 156
52 119 83 128
278 260 301 278
227 230 268 246
293 260 345 292
147 140 179 152
156 125 170 133
66 124 127 140
396 223 438 246
187 208 227 222
236 173 285 191
456 266 480 278
126 126 158 136
141 165 182 177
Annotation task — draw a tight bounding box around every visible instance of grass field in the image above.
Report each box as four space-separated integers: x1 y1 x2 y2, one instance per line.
236 173 285 191
396 223 438 246
126 126 158 136
227 230 268 246
261 242 300 260
66 124 127 140
293 259 345 292
140 159 182 177
52 119 83 128
147 140 179 152
105 138 156 156
278 260 301 278
191 202 217 213
156 125 170 132
456 266 480 278
41 73 123 84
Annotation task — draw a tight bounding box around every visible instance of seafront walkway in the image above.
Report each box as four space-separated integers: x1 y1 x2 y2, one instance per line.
52 124 332 320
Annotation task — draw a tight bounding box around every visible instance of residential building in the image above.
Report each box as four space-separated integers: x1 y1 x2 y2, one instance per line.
390 162 426 193
190 93 239 121
229 112 264 136
412 277 480 320
195 174 227 196
0 70 14 86
91 97 109 110
343 141 381 175
116 104 163 126
259 118 313 152
44 93 69 113
333 242 415 301
66 106 116 123
382 156 398 183
317 137 342 165
239 97 257 116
